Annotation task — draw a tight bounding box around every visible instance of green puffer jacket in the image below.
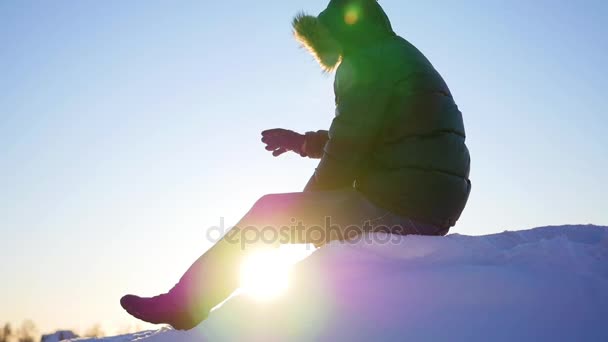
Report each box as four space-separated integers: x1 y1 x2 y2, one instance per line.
295 0 471 229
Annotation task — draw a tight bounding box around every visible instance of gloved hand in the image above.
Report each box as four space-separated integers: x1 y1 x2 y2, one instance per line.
261 129 306 157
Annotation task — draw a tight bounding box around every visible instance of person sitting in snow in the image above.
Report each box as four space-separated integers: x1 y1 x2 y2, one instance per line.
121 0 471 330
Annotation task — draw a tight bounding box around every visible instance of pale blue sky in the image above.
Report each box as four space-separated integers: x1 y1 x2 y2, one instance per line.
1 0 606 335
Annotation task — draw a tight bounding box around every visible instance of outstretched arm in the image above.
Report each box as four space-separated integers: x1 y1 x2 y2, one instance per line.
261 129 329 158
302 130 329 158
261 129 306 157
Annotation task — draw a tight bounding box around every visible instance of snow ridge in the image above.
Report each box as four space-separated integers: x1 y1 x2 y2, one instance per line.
72 225 608 342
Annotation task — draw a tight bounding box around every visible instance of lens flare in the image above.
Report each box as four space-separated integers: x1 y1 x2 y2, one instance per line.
344 6 360 25
240 250 291 300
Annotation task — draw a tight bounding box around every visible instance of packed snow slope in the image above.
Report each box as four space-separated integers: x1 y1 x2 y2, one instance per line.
74 225 608 342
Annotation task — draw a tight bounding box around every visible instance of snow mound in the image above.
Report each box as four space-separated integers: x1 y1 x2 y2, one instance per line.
41 330 79 342
74 225 608 342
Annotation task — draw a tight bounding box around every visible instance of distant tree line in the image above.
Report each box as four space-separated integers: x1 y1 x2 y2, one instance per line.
0 321 36 342
0 320 110 342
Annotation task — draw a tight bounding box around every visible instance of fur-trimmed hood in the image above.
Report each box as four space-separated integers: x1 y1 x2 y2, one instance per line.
292 0 395 72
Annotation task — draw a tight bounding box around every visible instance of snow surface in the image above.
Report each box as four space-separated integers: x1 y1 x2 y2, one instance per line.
41 330 79 342
72 225 608 342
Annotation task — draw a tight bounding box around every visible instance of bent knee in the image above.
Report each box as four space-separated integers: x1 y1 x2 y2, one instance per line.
254 194 279 208
254 192 303 208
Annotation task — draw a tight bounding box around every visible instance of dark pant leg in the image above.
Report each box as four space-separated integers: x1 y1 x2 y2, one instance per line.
173 188 390 312
367 209 447 237
232 188 395 245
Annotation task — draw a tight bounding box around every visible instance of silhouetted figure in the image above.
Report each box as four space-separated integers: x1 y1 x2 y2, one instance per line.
121 0 471 330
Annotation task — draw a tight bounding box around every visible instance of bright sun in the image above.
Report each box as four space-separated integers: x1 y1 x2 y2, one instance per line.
240 250 290 300
239 246 312 300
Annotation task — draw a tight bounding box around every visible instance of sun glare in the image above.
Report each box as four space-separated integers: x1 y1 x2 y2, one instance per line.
239 246 312 300
240 250 290 300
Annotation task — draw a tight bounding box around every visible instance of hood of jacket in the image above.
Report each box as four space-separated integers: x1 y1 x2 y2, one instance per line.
292 0 395 72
